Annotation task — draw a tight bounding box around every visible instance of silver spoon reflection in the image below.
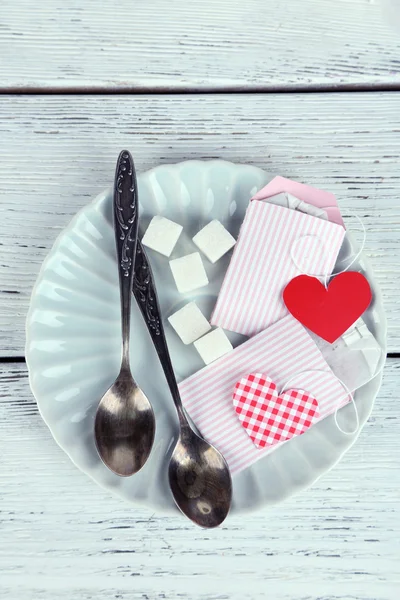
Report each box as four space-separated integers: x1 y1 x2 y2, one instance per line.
132 241 232 527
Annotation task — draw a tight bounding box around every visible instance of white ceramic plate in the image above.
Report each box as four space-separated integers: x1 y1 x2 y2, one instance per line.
26 160 386 515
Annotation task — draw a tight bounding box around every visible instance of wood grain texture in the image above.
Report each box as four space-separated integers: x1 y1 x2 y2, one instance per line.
1 0 400 91
0 359 398 599
0 93 399 355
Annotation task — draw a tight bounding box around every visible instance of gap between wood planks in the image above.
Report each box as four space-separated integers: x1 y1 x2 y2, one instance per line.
2 82 400 95
1 354 399 364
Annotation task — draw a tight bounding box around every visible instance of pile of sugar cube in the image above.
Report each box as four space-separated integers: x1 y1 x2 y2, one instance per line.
142 216 236 365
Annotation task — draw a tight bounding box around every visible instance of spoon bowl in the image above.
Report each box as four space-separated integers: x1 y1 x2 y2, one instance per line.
168 425 232 528
95 367 155 476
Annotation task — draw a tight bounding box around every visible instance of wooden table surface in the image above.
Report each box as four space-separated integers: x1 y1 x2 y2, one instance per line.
1 2 399 599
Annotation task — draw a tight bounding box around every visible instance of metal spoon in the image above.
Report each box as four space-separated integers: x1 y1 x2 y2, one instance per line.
133 241 232 527
94 151 155 476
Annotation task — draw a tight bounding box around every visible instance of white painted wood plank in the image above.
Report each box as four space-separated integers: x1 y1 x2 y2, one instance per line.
0 360 398 599
0 93 399 354
1 0 400 91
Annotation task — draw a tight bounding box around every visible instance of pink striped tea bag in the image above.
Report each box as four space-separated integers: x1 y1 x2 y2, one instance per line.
251 175 344 226
179 315 348 474
211 202 345 337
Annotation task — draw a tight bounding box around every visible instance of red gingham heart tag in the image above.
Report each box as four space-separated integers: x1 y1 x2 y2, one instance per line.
233 373 319 449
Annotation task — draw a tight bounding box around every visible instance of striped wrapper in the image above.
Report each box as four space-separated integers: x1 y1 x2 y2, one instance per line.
211 201 345 337
179 315 349 475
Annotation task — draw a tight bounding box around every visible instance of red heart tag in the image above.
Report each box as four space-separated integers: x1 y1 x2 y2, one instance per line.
233 373 319 449
283 272 372 343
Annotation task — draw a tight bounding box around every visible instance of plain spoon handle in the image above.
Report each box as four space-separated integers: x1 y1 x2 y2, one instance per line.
132 241 187 425
114 150 139 369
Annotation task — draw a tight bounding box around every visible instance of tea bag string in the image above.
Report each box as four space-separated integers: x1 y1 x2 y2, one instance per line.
279 349 385 436
290 213 366 289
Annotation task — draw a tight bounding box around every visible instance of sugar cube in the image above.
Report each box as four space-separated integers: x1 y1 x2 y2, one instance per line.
192 219 236 263
169 252 209 294
168 302 211 345
194 328 233 365
142 216 183 257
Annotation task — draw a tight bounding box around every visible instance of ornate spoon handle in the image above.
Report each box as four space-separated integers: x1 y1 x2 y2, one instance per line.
114 150 139 369
132 241 183 415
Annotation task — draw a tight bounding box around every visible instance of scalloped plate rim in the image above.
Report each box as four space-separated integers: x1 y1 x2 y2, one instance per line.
25 159 387 516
